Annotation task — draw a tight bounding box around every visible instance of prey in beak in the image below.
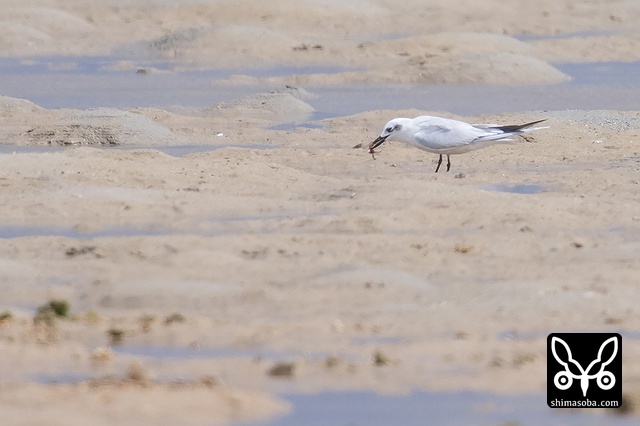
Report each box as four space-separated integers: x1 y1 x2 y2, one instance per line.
368 134 389 160
368 121 401 160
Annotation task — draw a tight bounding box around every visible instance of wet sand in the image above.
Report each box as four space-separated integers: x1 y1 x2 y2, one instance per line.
2 1 640 425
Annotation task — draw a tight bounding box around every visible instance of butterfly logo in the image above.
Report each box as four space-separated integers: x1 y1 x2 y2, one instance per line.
551 336 618 397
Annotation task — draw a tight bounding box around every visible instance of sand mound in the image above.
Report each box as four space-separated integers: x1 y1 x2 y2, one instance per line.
19 108 179 146
0 95 44 115
0 96 54 142
402 53 570 85
212 86 315 123
0 7 93 55
0 22 52 50
533 33 640 63
116 25 295 68
223 33 570 85
360 33 570 84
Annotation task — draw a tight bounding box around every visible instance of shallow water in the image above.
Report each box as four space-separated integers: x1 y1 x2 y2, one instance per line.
25 371 638 425
30 373 92 385
0 224 171 239
0 211 331 239
245 390 635 426
0 143 279 158
1 55 640 117
0 145 62 154
557 61 640 85
481 183 546 194
115 143 279 157
308 77 640 119
112 345 334 362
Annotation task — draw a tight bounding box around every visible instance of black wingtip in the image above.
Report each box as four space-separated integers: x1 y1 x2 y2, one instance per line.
494 119 547 133
521 119 547 128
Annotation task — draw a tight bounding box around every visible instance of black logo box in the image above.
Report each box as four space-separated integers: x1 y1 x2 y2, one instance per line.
547 333 622 407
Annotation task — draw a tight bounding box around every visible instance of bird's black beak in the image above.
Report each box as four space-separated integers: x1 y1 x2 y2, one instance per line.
368 134 388 152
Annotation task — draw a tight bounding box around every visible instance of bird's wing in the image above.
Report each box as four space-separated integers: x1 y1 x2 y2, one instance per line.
412 121 501 150
472 119 548 136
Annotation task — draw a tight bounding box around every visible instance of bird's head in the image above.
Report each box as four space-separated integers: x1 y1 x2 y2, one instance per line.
368 118 408 153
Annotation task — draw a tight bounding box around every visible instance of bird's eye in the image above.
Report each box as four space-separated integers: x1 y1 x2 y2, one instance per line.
385 127 393 133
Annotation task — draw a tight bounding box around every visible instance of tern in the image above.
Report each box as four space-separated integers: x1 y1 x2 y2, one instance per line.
369 116 547 172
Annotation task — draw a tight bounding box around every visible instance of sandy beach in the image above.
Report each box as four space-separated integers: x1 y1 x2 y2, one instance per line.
1 1 640 425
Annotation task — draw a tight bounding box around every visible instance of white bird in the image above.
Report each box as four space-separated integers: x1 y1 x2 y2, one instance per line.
369 116 547 172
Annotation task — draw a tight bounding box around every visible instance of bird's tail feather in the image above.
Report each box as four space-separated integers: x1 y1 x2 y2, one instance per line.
493 119 547 133
473 119 547 143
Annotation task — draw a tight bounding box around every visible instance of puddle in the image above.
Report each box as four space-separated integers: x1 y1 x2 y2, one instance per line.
0 144 279 158
498 329 541 341
30 373 92 384
0 222 264 239
351 336 411 345
480 183 546 194
557 61 640 85
498 329 640 341
0 209 334 239
0 224 171 239
0 145 62 154
112 345 333 362
620 330 640 340
241 66 352 78
0 55 126 75
246 390 634 426
0 56 350 79
268 122 325 132
112 144 279 157
0 225 73 239
514 30 615 42
308 78 640 120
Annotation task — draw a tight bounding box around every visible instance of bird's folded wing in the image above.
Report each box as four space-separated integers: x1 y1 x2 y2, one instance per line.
413 124 495 150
